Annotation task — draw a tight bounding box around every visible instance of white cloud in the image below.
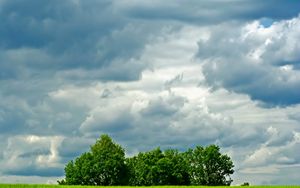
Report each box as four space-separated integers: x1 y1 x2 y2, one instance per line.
27 22 300 184
1 1 300 184
200 15 300 105
1 135 64 176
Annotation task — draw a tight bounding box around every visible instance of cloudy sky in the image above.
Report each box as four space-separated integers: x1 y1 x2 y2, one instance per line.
1 0 300 185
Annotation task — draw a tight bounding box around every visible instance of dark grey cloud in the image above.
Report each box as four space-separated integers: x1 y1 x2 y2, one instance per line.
0 0 299 82
198 17 300 106
0 0 157 82
57 137 94 163
120 0 300 24
203 62 300 106
4 166 63 177
18 149 51 159
0 0 116 50
0 0 300 185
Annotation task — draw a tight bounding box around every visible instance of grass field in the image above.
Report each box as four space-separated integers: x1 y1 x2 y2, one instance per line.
1 186 300 188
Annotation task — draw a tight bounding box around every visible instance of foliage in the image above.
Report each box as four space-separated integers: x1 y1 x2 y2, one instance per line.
185 145 234 186
241 182 250 186
2 185 300 188
58 135 127 185
90 135 127 185
126 148 190 185
59 134 234 186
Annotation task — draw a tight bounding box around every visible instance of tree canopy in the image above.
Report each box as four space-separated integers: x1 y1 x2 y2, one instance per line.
58 135 127 185
185 145 234 185
58 134 234 186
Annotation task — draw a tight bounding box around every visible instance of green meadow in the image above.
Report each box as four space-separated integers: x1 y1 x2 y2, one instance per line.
1 186 300 188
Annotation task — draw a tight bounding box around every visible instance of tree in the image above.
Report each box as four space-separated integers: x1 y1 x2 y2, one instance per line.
241 182 250 186
59 134 234 186
126 148 164 186
58 134 128 185
90 134 128 185
186 145 234 186
127 148 190 185
159 149 190 185
58 152 93 185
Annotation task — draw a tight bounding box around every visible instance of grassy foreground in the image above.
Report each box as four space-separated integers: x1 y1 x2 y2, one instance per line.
0 186 300 188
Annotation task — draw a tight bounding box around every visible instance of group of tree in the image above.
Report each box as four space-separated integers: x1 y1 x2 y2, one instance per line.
58 134 234 186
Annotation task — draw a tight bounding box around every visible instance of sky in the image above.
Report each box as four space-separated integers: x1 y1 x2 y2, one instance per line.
0 0 300 185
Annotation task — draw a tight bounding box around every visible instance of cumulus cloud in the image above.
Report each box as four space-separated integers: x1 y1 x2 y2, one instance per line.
0 0 160 83
1 0 300 185
1 135 63 176
57 137 94 162
232 130 300 184
199 16 300 106
118 0 300 24
80 104 134 134
76 90 234 152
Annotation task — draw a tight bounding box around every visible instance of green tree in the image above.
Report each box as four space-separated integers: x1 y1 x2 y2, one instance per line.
58 152 93 185
90 134 128 185
58 134 128 185
59 160 78 185
127 148 190 185
184 146 205 185
186 145 234 186
74 152 94 185
159 149 190 185
127 148 164 185
241 182 250 186
59 134 234 186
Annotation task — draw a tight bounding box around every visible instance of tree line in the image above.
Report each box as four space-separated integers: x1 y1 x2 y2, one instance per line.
58 134 234 186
